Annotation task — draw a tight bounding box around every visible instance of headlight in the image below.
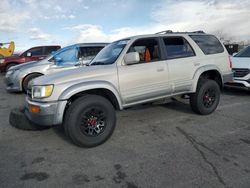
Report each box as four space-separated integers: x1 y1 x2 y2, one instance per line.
32 85 54 98
0 59 5 64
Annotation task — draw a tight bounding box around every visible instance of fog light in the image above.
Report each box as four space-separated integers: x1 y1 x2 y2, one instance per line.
29 105 40 113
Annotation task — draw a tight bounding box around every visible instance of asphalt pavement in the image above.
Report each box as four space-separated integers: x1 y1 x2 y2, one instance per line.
0 74 250 188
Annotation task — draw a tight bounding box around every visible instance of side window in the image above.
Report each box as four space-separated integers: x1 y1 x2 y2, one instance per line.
44 46 60 55
26 47 43 56
163 37 195 59
54 47 78 65
127 38 160 63
79 46 104 60
190 35 224 55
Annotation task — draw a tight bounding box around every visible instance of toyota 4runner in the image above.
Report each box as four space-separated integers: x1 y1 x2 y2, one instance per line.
19 31 233 147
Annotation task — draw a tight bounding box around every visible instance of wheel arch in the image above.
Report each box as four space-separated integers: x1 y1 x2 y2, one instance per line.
59 81 123 110
5 62 19 71
191 65 223 92
21 72 44 91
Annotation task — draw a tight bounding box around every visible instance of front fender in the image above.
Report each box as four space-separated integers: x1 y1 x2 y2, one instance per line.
191 65 222 92
58 81 123 109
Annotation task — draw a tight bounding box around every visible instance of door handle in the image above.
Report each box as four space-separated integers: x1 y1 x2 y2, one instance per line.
157 67 164 72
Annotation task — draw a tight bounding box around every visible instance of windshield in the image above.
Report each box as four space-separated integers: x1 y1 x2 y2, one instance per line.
90 39 130 65
234 46 250 57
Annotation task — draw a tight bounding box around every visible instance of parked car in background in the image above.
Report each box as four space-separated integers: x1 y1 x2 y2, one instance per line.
225 46 250 90
21 31 232 147
5 43 108 92
0 45 61 72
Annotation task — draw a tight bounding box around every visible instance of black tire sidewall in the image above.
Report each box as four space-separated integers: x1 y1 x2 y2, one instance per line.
196 80 220 115
23 74 42 92
6 63 17 72
64 95 116 147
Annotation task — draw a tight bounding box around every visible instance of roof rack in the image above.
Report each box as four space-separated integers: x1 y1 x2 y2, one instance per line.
155 30 205 34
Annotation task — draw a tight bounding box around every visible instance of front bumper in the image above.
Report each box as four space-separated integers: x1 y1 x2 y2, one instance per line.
224 72 250 90
5 70 23 92
25 97 67 126
225 79 250 90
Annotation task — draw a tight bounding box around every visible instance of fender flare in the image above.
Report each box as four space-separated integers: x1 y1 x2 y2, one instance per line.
58 81 123 109
191 65 223 92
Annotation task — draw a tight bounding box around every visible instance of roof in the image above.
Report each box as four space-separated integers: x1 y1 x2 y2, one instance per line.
75 43 109 47
119 30 209 41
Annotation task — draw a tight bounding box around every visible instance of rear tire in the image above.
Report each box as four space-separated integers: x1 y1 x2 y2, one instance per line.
22 73 43 93
190 79 220 115
64 95 116 147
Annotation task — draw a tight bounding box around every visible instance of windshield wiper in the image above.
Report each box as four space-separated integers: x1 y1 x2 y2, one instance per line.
90 61 106 65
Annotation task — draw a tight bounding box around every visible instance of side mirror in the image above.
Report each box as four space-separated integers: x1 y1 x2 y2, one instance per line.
26 52 32 57
124 52 140 65
232 52 237 56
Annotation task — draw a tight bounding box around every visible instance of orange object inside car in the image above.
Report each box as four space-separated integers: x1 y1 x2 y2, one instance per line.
144 48 151 62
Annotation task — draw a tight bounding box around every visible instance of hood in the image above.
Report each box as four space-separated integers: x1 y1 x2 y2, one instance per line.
231 57 250 69
32 65 115 86
3 55 21 61
8 61 38 71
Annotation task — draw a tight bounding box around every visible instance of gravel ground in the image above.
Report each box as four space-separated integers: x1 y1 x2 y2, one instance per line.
0 74 250 188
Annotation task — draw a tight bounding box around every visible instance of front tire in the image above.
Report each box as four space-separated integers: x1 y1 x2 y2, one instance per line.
190 79 220 115
64 95 116 147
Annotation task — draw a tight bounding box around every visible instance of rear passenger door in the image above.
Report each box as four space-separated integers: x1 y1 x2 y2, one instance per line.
163 36 197 93
118 38 170 104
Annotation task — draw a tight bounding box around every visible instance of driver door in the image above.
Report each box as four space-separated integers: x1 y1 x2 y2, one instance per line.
118 38 170 105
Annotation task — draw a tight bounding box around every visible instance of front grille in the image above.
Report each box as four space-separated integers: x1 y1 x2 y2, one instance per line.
27 88 32 98
233 68 250 78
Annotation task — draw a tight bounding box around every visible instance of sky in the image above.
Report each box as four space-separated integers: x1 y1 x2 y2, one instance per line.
0 0 250 52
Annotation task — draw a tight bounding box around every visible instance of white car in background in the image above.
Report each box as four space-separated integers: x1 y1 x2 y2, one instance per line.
226 46 250 90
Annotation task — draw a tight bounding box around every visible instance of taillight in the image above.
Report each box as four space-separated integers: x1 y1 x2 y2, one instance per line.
229 56 232 69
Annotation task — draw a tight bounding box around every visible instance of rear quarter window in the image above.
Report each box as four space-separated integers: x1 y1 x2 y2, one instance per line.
163 37 195 59
190 35 224 55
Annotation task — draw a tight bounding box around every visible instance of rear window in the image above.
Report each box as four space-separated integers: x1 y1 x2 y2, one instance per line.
190 35 224 55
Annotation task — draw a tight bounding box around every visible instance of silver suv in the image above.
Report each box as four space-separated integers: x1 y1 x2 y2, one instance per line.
21 31 233 147
5 43 108 92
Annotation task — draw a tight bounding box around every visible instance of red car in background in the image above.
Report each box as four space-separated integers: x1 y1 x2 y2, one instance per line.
0 45 61 72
